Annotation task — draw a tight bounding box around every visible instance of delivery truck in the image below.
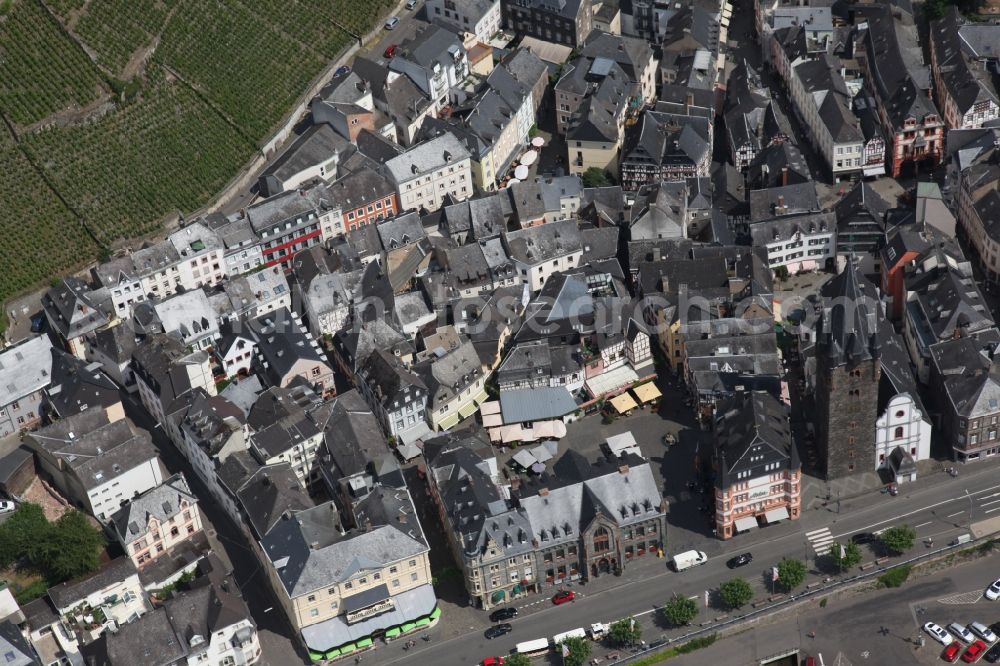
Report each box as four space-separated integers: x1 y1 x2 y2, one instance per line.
671 549 708 572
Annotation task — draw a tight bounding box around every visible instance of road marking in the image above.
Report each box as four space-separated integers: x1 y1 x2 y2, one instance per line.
805 527 835 554
985 506 1000 514
830 481 1000 539
914 522 932 528
981 498 1000 507
948 511 965 518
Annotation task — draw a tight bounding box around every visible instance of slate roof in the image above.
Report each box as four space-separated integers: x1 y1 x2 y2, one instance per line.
514 452 663 545
318 389 395 483
905 262 995 344
930 330 1000 420
0 336 52 408
110 474 197 545
628 181 687 240
749 142 810 189
930 8 998 116
385 132 471 185
235 462 312 539
248 308 328 382
713 391 797 490
42 277 110 340
750 211 835 246
163 582 252 653
359 349 427 407
818 261 882 367
621 110 711 177
48 557 138 610
0 620 35 666
749 182 820 221
580 32 653 85
261 502 427 598
580 226 620 263
504 218 582 265
28 411 158 492
414 339 482 409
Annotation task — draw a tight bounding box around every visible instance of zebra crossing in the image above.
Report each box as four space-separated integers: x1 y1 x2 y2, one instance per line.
806 527 835 554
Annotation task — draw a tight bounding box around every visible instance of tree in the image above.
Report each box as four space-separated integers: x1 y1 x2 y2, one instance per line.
662 593 699 626
879 526 916 555
505 655 532 666
41 510 104 579
719 577 754 610
0 502 48 568
581 167 610 188
777 558 807 592
608 617 642 646
561 635 591 666
829 541 862 571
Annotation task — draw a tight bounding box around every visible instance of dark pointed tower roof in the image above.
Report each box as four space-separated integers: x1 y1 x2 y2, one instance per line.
819 259 882 368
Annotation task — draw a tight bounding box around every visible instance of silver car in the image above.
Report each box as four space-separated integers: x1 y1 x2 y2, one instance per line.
969 621 998 643
948 622 976 643
385 16 400 29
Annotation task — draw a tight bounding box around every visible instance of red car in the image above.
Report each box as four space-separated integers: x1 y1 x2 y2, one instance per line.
481 658 504 666
552 590 575 605
943 641 963 662
384 44 398 58
964 640 987 663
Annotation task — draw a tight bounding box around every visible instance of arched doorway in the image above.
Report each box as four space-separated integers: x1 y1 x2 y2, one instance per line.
598 557 611 574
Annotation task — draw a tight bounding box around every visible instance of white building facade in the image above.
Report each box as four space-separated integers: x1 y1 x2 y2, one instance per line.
875 393 932 483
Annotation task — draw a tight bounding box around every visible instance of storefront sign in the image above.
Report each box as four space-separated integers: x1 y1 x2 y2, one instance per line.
346 598 395 624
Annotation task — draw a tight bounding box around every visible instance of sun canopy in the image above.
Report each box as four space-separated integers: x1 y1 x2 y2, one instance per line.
632 383 661 403
610 392 638 414
734 516 757 532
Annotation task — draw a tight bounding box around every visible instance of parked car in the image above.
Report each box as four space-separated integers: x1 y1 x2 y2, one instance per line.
405 0 417 8
851 532 874 545
985 578 1000 601
489 607 518 622
970 622 998 643
984 642 1000 663
485 623 512 640
950 623 976 644
334 65 350 77
481 658 504 666
0 501 14 513
943 641 964 663
384 44 399 58
552 590 575 605
727 553 753 569
925 623 954 645
385 16 400 29
964 640 988 663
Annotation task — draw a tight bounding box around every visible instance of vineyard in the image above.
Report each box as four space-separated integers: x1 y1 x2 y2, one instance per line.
22 69 257 246
73 0 181 74
0 0 397 310
0 0 105 125
0 132 98 300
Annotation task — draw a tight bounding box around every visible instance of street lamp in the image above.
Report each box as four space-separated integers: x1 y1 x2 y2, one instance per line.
967 489 974 531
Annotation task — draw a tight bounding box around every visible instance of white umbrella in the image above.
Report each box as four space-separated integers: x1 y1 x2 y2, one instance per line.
505 178 521 188
520 150 538 166
531 136 545 148
514 165 530 180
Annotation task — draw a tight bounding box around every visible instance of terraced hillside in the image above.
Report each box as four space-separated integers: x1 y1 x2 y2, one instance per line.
0 0 396 317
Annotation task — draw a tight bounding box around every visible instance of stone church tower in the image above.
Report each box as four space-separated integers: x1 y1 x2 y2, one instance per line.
815 263 882 479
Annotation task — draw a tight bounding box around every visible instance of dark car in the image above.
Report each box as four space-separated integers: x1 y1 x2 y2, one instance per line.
334 65 350 77
489 607 518 622
851 532 874 545
984 642 1000 663
552 590 575 605
727 553 753 569
485 623 513 640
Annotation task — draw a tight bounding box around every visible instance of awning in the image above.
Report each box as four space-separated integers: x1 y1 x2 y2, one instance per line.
480 400 501 415
324 648 341 659
356 638 374 648
800 260 817 271
529 444 554 463
397 442 422 461
631 383 661 403
786 262 801 274
764 507 790 523
472 388 489 405
428 607 441 620
384 628 401 638
734 516 758 532
301 584 437 652
482 413 503 428
458 400 479 419
415 618 431 627
610 393 638 414
437 412 461 431
512 450 536 468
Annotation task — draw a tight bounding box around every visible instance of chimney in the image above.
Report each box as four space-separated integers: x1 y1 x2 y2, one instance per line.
538 487 549 497
777 194 786 212
685 92 694 113
618 464 630 474
781 166 789 187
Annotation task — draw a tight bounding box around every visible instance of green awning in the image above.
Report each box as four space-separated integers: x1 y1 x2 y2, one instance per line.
385 627 402 638
491 589 506 603
356 638 374 648
415 617 431 627
429 607 441 620
458 400 478 419
512 584 523 595
309 651 325 661
472 388 489 405
340 644 357 654
401 623 417 632
437 411 461 430
324 649 341 659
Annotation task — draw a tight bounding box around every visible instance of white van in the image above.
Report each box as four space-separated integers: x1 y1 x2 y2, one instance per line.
671 550 708 572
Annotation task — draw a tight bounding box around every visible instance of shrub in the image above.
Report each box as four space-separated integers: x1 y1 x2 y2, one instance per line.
879 526 916 555
878 565 912 588
662 594 698 626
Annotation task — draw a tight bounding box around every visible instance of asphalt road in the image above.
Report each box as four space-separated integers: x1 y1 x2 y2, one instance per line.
369 461 1000 666
673 549 1000 665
